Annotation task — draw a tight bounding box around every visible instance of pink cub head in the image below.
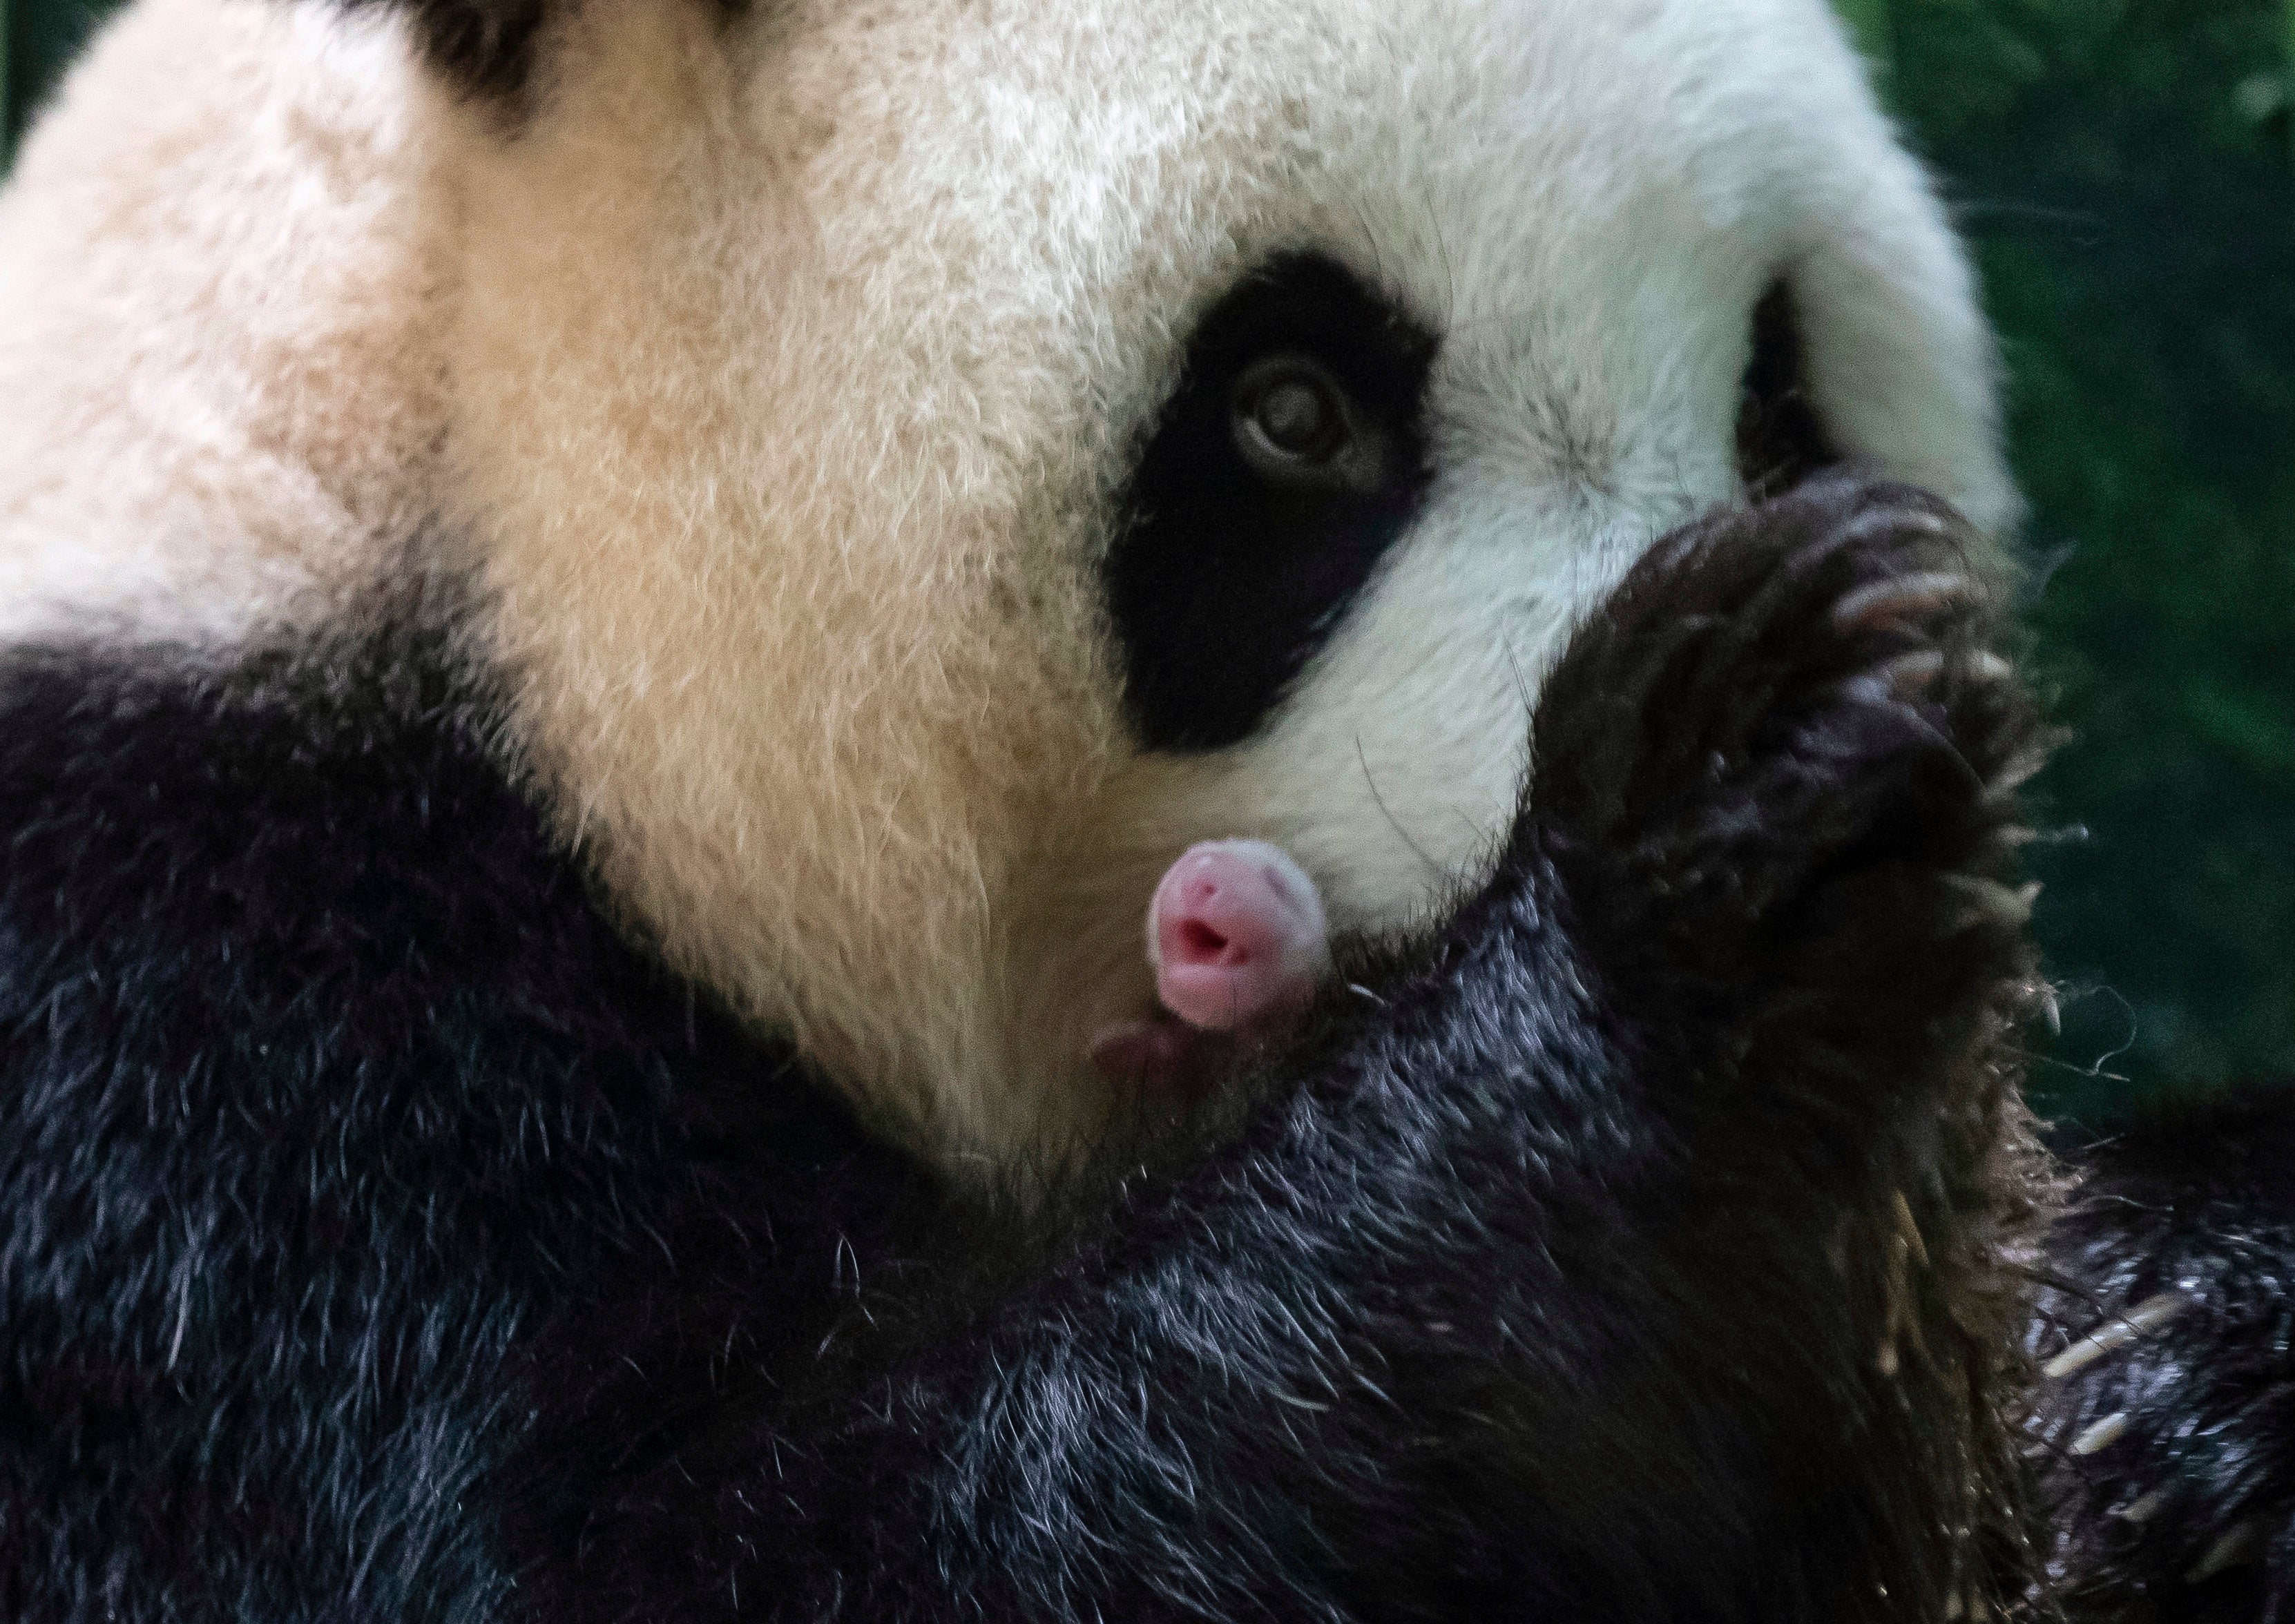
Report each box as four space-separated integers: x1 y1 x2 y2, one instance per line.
1149 840 1330 1036
1088 840 1332 1095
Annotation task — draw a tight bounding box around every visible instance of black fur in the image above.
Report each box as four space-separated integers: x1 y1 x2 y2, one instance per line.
0 476 2048 1619
1106 253 1439 751
1736 280 1841 499
335 0 745 101
2037 1090 2295 1622
0 616 928 1620
338 0 555 99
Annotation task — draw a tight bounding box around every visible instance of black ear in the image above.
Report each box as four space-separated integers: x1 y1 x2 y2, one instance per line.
340 0 555 100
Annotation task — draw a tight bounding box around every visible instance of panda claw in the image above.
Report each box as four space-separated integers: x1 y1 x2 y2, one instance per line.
2040 1291 2193 1380
1830 570 1979 635
2070 1410 2132 1457
2188 1518 2272 1583
2120 1486 2173 1524
1879 646 2013 699
1940 874 2039 933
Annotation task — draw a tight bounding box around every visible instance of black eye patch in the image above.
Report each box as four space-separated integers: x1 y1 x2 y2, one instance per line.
1105 254 1439 754
1735 279 1841 498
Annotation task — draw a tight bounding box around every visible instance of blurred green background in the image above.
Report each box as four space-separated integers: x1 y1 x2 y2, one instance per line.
4 0 2291 1127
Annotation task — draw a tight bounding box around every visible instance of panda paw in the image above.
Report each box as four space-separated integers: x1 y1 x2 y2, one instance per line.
1527 470 2044 1096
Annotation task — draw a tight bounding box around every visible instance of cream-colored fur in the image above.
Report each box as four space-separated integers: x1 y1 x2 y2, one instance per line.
0 0 2014 1175
0 0 454 646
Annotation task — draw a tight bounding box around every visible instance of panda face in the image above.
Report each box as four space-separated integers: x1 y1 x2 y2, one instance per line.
0 0 2013 1174
443 0 2015 1171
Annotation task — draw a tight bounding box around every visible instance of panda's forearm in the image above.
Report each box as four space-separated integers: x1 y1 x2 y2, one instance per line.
541 873 1724 1621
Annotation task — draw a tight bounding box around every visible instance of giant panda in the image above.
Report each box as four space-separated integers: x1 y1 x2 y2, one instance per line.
0 0 2277 1618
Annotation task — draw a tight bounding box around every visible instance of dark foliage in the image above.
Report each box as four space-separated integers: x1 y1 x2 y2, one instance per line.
1867 0 2295 1116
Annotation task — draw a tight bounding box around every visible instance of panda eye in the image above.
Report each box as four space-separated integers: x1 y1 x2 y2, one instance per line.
1109 253 1438 753
1231 355 1384 492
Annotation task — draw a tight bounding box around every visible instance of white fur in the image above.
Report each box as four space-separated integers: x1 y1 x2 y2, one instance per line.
0 0 2014 1174
0 0 455 647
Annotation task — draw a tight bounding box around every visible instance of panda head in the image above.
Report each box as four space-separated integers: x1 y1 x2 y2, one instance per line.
1 0 2012 1176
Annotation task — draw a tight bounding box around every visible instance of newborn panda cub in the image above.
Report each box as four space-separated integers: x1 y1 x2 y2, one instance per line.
1091 840 1332 1092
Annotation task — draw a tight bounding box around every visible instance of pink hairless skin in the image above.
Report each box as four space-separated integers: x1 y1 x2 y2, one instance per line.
1088 840 1332 1095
